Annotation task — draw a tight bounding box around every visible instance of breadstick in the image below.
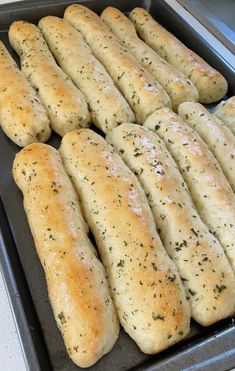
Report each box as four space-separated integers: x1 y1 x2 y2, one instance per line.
214 97 235 135
13 143 119 368
129 8 228 104
101 7 199 112
107 123 235 326
178 102 235 191
144 108 235 274
64 4 171 124
9 21 90 137
60 128 190 354
0 41 50 146
38 16 134 133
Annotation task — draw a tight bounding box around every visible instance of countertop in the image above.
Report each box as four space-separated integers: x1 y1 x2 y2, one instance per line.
0 269 26 371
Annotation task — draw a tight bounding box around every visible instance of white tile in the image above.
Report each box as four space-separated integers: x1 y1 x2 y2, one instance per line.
0 270 26 371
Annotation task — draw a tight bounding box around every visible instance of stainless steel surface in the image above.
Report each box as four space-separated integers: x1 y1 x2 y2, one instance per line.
178 0 235 53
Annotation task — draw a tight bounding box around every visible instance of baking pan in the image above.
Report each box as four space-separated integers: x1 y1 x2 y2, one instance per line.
0 1 234 370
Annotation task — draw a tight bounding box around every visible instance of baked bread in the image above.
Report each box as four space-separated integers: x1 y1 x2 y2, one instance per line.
214 96 235 135
101 7 199 112
9 21 90 137
60 128 190 354
0 41 50 146
13 143 119 367
64 4 171 124
107 123 235 326
144 108 235 274
38 16 134 133
178 102 235 191
129 8 228 104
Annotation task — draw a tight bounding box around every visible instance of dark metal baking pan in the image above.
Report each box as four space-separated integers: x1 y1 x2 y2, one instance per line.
0 1 234 370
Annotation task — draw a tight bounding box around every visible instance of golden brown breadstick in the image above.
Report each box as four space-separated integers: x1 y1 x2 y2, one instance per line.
38 16 134 133
214 97 235 135
178 102 235 191
144 108 235 274
9 21 90 137
60 128 190 354
64 4 171 124
0 41 50 146
101 7 199 111
13 143 119 368
107 123 235 326
129 8 228 104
